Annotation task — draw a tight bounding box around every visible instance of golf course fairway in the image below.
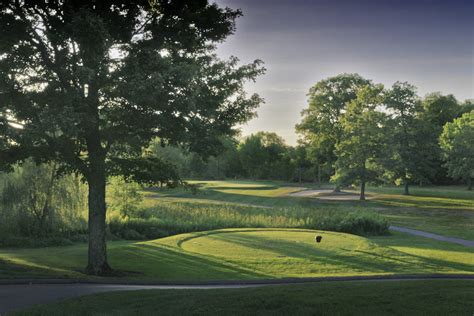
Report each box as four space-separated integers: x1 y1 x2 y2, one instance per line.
1 228 472 281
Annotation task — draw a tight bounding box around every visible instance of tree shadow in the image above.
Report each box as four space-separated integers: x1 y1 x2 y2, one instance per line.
114 242 271 281
176 231 474 276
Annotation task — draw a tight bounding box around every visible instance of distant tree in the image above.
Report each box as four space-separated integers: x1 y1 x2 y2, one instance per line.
293 145 312 183
419 93 464 183
421 93 463 128
439 111 474 190
296 74 371 191
0 1 264 275
238 134 267 179
461 99 474 113
238 132 291 180
215 136 244 179
333 84 386 200
188 153 207 178
148 140 191 181
383 82 433 195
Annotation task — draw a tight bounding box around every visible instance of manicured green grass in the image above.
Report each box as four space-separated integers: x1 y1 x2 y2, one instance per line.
0 229 472 281
364 185 474 200
142 180 474 239
15 280 474 316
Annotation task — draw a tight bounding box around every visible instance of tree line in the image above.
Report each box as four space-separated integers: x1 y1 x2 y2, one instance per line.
149 74 473 200
297 74 473 199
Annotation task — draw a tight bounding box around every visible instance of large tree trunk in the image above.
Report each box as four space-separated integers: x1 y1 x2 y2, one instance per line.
333 165 340 192
403 180 410 195
39 163 57 235
317 164 321 188
360 180 366 201
86 170 111 275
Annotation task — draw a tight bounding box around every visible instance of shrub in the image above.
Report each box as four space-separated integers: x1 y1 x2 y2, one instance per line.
314 211 389 236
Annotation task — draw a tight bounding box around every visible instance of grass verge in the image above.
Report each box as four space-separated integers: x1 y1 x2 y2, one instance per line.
14 280 474 316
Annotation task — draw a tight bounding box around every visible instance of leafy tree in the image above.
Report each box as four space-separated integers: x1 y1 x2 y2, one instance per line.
419 93 464 183
209 136 243 179
0 1 264 274
293 145 312 183
383 82 433 195
461 99 474 113
0 160 87 239
421 93 463 128
439 111 474 190
333 84 386 200
107 177 143 218
148 140 191 181
239 132 272 179
296 74 371 191
238 132 291 180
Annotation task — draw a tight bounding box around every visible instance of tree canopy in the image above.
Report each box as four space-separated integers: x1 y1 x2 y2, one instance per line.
0 0 264 275
296 73 371 190
333 84 386 200
439 111 474 190
383 82 433 195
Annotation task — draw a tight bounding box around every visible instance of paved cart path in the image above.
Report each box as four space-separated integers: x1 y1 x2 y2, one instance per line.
389 225 474 247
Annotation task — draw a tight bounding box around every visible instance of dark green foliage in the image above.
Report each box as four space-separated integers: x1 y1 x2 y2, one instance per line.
439 111 474 190
297 75 472 189
333 84 387 199
0 160 88 242
147 132 301 181
418 93 467 183
382 82 435 194
239 132 295 180
296 74 372 187
0 1 264 274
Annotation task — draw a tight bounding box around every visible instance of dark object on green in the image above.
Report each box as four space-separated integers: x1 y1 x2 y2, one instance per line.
315 235 322 243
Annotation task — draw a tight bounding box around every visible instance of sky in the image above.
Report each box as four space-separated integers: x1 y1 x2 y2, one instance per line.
214 0 474 145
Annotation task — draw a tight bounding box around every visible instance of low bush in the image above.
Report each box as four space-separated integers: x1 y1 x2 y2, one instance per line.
313 211 389 236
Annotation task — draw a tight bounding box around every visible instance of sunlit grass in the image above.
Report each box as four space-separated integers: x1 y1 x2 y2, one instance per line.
0 228 472 281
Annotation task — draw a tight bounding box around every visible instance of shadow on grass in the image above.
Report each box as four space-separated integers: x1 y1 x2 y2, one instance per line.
178 231 474 275
214 233 452 274
0 258 62 279
122 242 270 280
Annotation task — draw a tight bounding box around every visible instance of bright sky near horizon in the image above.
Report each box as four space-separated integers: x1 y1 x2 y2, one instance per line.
214 0 474 145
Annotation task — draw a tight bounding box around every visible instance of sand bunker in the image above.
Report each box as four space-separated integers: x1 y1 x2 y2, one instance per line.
290 189 371 201
289 189 333 197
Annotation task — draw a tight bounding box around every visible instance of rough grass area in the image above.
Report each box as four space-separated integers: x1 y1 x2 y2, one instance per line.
109 200 389 240
142 180 474 239
0 229 472 281
15 280 474 316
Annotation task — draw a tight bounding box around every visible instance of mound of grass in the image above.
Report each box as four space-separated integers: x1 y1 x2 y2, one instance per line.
15 280 474 316
0 229 472 281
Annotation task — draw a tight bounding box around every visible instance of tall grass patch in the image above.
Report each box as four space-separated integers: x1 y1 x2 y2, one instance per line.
108 200 389 239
